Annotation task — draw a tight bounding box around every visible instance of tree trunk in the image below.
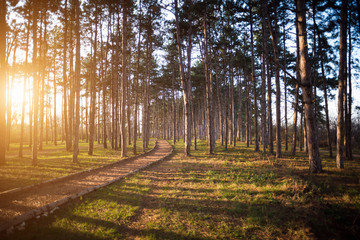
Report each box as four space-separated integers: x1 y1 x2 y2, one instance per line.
267 1 281 158
53 56 57 146
204 11 214 154
250 4 259 151
63 0 69 152
296 0 322 173
68 3 74 152
291 11 301 156
175 0 191 156
0 0 6 165
72 0 81 163
121 2 127 157
134 1 142 154
347 18 352 160
261 0 273 154
88 8 98 156
39 8 48 151
19 18 31 157
216 70 224 145
32 0 39 165
172 68 176 145
238 72 243 142
283 22 288 151
299 106 303 152
336 0 347 169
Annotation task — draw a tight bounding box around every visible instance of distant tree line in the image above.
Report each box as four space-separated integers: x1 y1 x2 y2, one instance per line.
0 0 359 173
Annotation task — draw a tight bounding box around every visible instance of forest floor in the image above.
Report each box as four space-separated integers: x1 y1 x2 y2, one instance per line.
0 140 170 234
0 140 154 192
3 140 360 240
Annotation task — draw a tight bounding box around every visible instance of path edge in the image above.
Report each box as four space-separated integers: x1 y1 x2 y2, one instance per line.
0 141 173 235
0 141 158 197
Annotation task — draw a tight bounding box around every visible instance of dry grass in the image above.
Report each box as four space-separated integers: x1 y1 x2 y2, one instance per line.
0 140 154 192
4 140 360 239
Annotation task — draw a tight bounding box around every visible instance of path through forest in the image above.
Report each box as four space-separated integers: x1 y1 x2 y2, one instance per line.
0 140 172 233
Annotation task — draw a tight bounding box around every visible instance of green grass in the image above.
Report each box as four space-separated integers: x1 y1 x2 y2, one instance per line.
0 139 155 192
4 140 360 239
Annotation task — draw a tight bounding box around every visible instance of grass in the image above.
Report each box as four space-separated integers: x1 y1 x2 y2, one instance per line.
4 140 360 239
0 139 155 192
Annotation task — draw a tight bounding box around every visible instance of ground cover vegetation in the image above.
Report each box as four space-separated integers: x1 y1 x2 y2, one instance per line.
4 140 360 239
0 139 154 192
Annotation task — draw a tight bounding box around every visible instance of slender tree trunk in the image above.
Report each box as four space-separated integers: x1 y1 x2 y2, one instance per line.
300 105 303 151
121 2 127 157
283 23 288 151
97 88 100 144
63 0 69 151
291 84 299 155
267 1 281 158
261 0 273 154
0 0 6 165
250 4 259 151
291 11 301 156
32 0 39 165
296 0 322 173
88 8 98 155
73 0 81 163
133 1 141 154
347 19 352 160
53 56 57 146
336 0 347 169
244 69 249 148
204 11 214 154
238 72 243 142
172 68 176 145
216 71 224 145
100 19 107 149
39 8 48 151
175 0 191 156
19 20 30 157
6 69 12 151
224 71 229 150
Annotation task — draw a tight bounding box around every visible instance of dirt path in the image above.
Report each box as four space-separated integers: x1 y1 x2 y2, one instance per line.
0 140 172 232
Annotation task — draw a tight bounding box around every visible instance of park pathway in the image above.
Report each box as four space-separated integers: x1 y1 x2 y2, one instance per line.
0 140 172 233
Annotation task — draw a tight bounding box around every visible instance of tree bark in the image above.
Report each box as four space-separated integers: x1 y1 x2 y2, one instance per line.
238 72 243 142
134 1 142 154
296 0 322 173
19 17 31 157
291 14 300 156
63 0 69 152
261 0 273 154
283 23 288 151
267 0 281 158
72 0 81 163
175 0 192 156
32 0 39 165
250 4 259 151
53 56 57 146
88 7 98 155
0 0 6 165
347 17 352 160
336 0 347 169
121 1 127 157
204 10 214 154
